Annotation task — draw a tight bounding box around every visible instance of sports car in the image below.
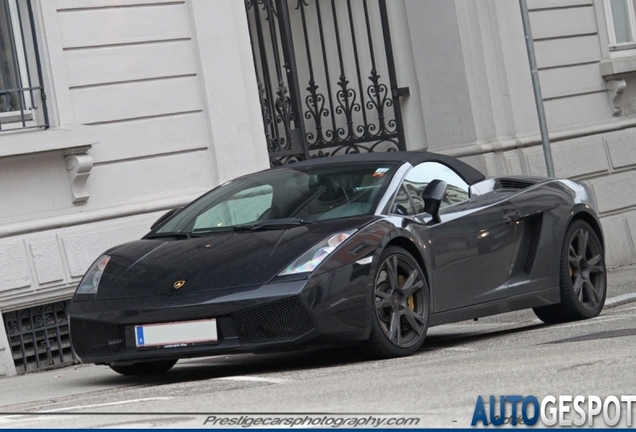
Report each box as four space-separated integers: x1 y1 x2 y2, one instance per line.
69 151 606 375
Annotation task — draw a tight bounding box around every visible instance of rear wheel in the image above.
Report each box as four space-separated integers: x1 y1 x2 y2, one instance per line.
363 247 429 358
109 359 178 376
533 220 606 324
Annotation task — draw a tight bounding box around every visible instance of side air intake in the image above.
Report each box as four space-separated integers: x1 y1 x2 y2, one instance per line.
496 178 537 190
522 214 543 275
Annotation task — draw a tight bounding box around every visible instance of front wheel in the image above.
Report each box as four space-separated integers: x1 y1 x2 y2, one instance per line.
363 246 429 358
109 359 178 376
534 220 606 324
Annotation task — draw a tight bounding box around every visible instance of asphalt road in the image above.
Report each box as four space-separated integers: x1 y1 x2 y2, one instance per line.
0 267 635 429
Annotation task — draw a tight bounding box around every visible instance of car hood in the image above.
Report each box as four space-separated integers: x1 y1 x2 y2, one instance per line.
94 217 372 300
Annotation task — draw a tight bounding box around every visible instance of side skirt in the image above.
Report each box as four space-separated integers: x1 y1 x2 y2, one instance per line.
428 286 560 327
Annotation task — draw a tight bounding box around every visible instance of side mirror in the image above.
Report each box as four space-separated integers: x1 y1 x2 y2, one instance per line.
421 180 447 224
150 207 183 230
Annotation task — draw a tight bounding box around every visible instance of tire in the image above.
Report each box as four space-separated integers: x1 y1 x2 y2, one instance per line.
109 359 178 376
362 246 429 358
533 219 606 324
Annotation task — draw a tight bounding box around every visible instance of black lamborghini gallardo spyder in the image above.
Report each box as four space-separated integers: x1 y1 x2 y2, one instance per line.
70 151 606 375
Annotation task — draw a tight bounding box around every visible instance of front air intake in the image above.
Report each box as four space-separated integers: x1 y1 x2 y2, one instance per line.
231 297 313 343
70 318 125 357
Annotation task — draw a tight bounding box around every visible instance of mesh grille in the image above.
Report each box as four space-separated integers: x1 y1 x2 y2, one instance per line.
231 297 313 342
523 214 543 275
70 318 124 357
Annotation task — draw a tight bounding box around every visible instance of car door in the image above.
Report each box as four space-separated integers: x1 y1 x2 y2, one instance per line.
395 162 522 313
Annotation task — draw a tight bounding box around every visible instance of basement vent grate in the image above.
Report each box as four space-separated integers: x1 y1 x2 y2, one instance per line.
3 300 77 374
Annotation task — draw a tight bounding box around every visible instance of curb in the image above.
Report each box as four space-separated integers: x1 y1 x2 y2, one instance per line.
605 293 636 309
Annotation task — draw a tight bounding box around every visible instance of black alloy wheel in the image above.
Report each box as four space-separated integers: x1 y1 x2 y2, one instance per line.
109 359 178 376
364 246 429 358
534 219 606 324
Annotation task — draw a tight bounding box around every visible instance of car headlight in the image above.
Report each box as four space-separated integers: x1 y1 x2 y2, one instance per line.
279 230 356 275
76 255 111 294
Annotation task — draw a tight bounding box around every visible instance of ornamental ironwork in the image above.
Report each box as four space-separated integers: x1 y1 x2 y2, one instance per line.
245 0 407 166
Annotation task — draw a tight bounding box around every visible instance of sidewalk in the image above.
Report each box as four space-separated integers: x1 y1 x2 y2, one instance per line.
606 264 636 308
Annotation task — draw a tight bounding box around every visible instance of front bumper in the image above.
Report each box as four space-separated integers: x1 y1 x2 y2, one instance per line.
70 265 371 365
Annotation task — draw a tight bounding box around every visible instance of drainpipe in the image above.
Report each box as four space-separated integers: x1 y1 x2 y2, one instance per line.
519 0 556 177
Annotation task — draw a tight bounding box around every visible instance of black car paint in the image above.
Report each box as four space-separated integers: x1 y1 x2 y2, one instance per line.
93 217 373 300
69 152 603 366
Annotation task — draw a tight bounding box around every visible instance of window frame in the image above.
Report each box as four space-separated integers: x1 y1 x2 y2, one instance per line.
388 161 471 217
604 0 636 53
0 0 48 132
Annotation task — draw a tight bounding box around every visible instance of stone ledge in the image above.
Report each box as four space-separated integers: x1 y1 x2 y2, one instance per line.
600 56 636 79
0 125 98 159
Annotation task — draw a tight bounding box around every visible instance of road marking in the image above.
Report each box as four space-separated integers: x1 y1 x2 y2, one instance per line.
0 415 75 426
39 397 174 413
218 375 290 384
551 315 625 330
443 347 476 352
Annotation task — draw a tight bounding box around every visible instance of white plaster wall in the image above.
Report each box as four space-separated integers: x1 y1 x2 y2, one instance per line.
0 317 16 377
0 0 220 225
405 0 618 152
1 0 267 281
188 0 269 184
402 0 636 270
0 212 166 312
385 1 428 151
403 0 477 150
0 0 268 375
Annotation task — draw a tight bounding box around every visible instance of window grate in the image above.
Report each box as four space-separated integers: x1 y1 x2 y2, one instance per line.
3 300 77 374
0 0 48 132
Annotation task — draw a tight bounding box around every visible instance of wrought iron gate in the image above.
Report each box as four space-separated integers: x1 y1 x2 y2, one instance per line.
245 0 407 166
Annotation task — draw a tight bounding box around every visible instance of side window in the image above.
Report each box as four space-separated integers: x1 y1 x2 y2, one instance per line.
391 185 417 216
193 185 273 229
402 162 470 212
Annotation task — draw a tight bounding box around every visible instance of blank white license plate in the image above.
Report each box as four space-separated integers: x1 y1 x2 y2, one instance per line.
135 319 217 348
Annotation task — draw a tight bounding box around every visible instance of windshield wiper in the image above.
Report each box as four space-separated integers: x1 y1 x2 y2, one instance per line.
233 218 313 231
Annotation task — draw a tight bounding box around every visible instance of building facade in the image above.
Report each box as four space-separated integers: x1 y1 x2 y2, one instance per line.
0 0 634 375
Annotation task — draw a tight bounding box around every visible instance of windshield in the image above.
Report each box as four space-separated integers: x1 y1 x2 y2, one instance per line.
155 162 397 234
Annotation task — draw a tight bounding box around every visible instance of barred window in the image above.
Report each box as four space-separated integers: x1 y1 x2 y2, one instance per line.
0 0 48 132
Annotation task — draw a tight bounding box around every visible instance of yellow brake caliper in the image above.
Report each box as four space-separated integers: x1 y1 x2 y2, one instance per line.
399 274 416 311
399 275 416 333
